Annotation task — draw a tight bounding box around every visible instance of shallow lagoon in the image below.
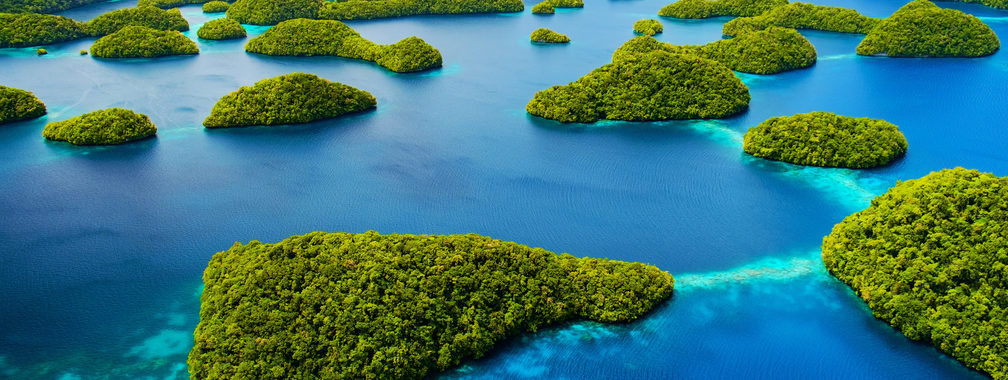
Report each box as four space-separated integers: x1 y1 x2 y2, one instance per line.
0 0 1005 378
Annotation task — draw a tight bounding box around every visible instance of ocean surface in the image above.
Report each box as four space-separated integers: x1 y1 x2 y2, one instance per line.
0 0 1005 378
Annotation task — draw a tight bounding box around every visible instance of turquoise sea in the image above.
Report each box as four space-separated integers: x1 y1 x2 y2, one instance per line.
0 0 1005 378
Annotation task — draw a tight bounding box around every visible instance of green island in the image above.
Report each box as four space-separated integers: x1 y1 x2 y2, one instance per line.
658 0 786 19
244 18 442 73
722 2 880 37
633 19 663 35
319 0 524 20
42 107 156 145
531 2 553 14
201 0 229 13
857 0 999 57
0 13 87 48
0 85 46 125
203 72 376 128
742 112 906 168
531 28 570 43
86 6 190 36
822 167 1008 379
531 0 582 14
187 231 675 378
0 0 103 13
227 0 319 25
527 50 749 123
946 0 1008 9
90 25 198 58
613 27 816 75
197 18 246 40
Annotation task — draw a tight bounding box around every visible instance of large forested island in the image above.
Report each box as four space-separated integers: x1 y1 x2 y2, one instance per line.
43 108 157 145
721 2 880 36
823 168 1008 379
857 0 999 57
658 0 787 19
0 85 46 124
226 0 319 25
187 231 674 378
90 25 198 58
320 0 524 20
1 6 188 48
85 6 189 35
197 18 246 40
203 73 376 128
743 112 907 168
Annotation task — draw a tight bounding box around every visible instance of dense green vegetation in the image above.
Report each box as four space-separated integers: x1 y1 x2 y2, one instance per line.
0 85 46 125
946 0 1008 10
188 231 675 378
245 19 442 73
723 2 879 37
90 25 198 58
530 28 569 43
202 0 229 13
742 112 906 168
35 47 45 54
197 18 245 40
658 0 787 19
613 27 816 75
0 13 87 48
527 51 749 123
857 0 999 57
203 73 376 128
822 168 1008 379
319 0 523 20
226 0 318 25
531 0 582 14
86 7 189 36
0 0 103 13
633 19 663 35
531 2 553 14
42 108 156 145
136 0 207 8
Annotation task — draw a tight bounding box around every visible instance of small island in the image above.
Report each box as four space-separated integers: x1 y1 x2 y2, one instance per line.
857 0 999 57
0 12 87 48
201 0 229 12
137 0 213 8
531 28 570 43
42 108 156 145
90 25 199 58
203 72 376 128
187 231 675 378
531 2 554 14
722 2 880 37
227 0 319 25
633 19 663 35
0 85 46 124
742 112 907 168
320 0 524 20
823 167 1008 379
85 6 189 36
245 18 442 73
658 0 786 19
197 18 246 40
527 50 749 123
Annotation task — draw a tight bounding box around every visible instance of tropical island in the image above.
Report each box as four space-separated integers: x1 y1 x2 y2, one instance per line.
90 25 198 58
531 28 570 43
244 18 442 73
531 2 553 14
42 108 157 145
0 0 102 13
319 0 524 21
203 73 376 128
742 112 907 168
527 50 749 123
658 0 786 19
197 18 246 40
530 0 582 14
857 0 1000 57
0 85 46 124
85 6 190 36
187 231 675 378
722 2 880 36
226 0 319 25
0 12 87 48
633 19 663 35
201 0 228 13
613 26 816 75
822 168 1008 379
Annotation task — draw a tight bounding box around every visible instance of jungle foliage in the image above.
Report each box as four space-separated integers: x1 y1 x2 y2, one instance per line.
0 12 86 48
658 0 787 19
202 0 229 12
531 0 581 14
85 7 189 36
742 112 906 168
945 0 1008 9
0 0 102 13
244 18 442 73
530 28 569 43
319 0 523 20
0 85 46 124
203 72 376 128
613 27 816 75
187 231 675 379
226 0 319 25
633 19 663 35
136 0 207 8
197 17 245 40
823 168 1008 379
42 107 156 145
857 0 999 57
527 50 749 123
531 2 552 13
722 2 879 37
90 25 198 58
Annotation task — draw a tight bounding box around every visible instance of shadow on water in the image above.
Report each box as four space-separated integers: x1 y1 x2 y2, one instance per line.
41 136 159 160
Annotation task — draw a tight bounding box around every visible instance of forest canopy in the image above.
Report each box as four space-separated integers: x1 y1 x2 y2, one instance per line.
0 12 86 48
531 28 570 43
42 107 156 145
227 0 319 25
90 25 198 58
0 85 46 125
203 72 376 128
857 0 999 57
319 0 523 20
527 50 750 123
722 2 880 37
201 0 229 13
187 231 675 379
633 19 663 35
244 18 442 73
658 0 786 19
85 6 190 36
822 168 1008 379
0 0 102 13
742 112 907 168
197 18 246 40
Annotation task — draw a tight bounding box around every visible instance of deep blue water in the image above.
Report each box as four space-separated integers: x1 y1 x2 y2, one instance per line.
0 0 1005 378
